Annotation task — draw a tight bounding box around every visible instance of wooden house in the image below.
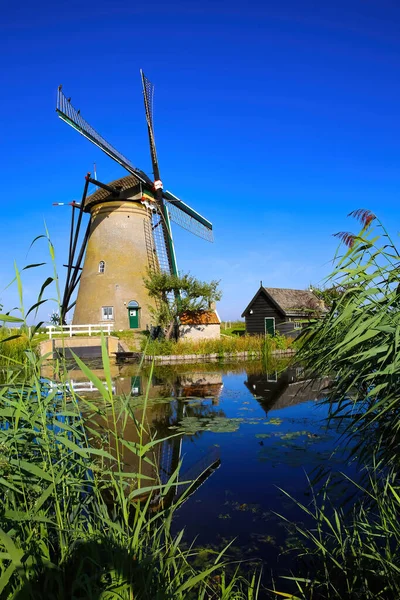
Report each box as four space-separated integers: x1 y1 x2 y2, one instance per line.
241 286 326 337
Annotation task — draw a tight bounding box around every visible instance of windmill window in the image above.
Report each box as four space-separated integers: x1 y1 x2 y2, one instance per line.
102 306 114 321
99 261 105 274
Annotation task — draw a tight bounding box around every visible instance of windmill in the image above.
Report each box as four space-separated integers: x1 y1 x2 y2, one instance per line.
55 71 213 329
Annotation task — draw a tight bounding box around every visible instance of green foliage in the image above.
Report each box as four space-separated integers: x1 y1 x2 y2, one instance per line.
272 331 289 350
142 333 293 357
111 329 146 351
144 270 222 336
0 231 59 367
310 284 350 310
222 321 246 337
0 351 260 598
0 327 32 364
0 234 260 599
275 211 400 599
300 212 400 467
274 472 400 600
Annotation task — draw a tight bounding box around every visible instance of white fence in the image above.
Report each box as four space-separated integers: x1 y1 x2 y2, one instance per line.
46 379 116 394
46 323 113 339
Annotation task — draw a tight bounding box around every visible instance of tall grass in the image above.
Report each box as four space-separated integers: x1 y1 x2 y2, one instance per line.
0 351 261 598
273 210 400 599
0 327 32 365
143 333 293 357
0 234 261 598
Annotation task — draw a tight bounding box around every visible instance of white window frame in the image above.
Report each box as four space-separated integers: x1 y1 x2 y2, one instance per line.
101 306 114 321
293 321 303 330
99 261 105 274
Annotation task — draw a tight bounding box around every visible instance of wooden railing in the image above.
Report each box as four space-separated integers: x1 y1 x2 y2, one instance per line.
45 379 116 394
46 323 113 339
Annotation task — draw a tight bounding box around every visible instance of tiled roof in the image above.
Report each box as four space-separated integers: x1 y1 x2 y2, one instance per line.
180 310 221 325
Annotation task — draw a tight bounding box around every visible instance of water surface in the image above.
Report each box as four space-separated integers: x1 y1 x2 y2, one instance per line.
43 360 356 576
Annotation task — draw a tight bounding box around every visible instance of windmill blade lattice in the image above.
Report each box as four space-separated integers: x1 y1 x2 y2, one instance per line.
56 86 151 185
151 210 174 273
56 76 214 307
166 199 213 242
141 70 158 172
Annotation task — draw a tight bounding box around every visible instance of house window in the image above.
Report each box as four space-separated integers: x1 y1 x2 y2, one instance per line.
99 261 105 274
102 306 114 320
293 321 303 330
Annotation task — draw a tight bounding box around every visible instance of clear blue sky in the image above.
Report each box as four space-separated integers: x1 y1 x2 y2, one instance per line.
1 0 400 322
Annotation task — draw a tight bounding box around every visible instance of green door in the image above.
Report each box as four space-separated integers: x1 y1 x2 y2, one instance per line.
265 317 275 337
128 307 139 329
131 376 141 396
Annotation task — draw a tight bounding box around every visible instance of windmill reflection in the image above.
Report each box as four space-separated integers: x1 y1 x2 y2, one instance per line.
41 364 223 506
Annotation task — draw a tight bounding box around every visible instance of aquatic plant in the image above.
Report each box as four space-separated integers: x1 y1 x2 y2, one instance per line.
0 351 263 598
0 233 261 598
273 211 400 599
0 326 32 365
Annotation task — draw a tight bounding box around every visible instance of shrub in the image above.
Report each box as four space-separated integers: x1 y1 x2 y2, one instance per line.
274 211 400 599
142 333 293 357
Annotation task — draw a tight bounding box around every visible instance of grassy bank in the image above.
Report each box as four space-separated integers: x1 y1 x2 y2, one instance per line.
0 343 261 598
0 239 262 598
0 327 33 365
0 247 297 596
142 332 293 357
221 321 246 337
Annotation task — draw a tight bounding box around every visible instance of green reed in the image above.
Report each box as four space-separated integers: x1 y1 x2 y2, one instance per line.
143 332 293 358
272 210 400 599
0 233 260 598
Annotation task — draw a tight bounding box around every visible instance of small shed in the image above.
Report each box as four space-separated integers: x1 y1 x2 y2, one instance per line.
241 286 325 338
179 310 221 341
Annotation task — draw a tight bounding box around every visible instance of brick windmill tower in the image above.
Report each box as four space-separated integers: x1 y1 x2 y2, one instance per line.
55 72 213 330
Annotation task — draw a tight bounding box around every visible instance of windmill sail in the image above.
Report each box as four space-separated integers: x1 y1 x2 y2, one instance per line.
140 70 158 172
56 80 214 285
151 211 175 274
56 86 151 186
164 191 213 242
140 70 179 277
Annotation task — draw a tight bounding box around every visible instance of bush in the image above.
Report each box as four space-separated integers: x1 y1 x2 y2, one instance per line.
274 210 400 599
0 327 32 364
0 342 260 598
142 334 293 356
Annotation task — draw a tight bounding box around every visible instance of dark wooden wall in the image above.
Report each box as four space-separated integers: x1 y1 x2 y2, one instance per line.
276 321 301 339
244 291 285 335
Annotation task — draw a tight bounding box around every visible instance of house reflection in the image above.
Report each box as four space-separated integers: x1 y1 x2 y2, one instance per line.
244 366 330 415
171 371 223 405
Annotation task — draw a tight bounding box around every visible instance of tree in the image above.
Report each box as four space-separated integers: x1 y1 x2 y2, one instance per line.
310 284 350 311
143 271 222 339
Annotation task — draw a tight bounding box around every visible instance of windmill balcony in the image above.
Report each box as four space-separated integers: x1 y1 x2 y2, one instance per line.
46 323 114 339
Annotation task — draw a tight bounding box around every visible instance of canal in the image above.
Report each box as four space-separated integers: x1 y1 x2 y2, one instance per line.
42 359 356 581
